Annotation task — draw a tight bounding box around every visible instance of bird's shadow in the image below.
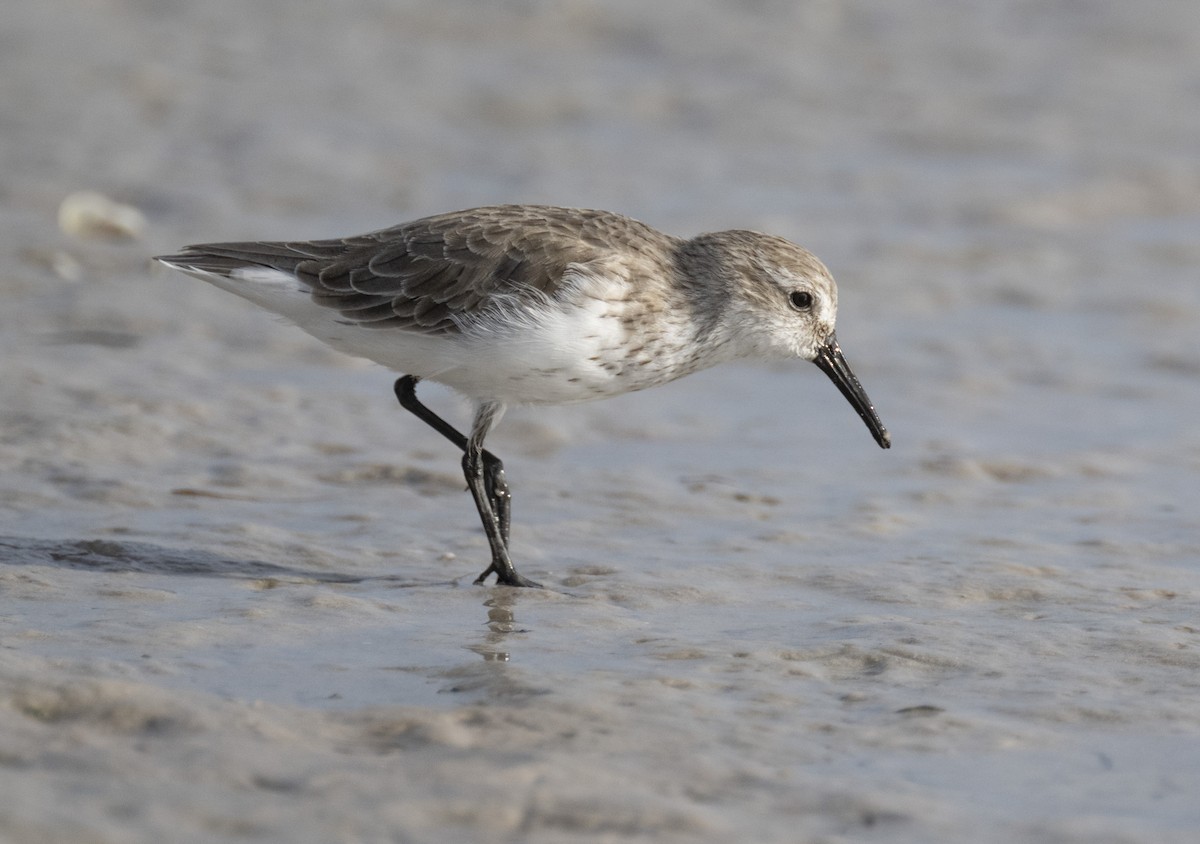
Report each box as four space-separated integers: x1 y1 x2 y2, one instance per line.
0 535 447 588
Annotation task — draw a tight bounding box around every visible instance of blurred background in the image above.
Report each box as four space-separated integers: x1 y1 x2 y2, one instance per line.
2 1 1199 842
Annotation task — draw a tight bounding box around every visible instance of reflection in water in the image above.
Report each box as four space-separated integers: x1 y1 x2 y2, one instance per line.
465 591 530 662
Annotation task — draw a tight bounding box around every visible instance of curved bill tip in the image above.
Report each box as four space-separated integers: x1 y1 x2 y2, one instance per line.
812 333 891 449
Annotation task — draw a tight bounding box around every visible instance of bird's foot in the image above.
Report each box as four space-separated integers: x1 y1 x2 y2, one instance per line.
474 563 542 588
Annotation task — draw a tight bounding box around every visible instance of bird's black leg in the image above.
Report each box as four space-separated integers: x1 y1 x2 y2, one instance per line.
393 376 511 542
461 442 540 588
481 452 512 546
393 376 534 586
394 376 467 448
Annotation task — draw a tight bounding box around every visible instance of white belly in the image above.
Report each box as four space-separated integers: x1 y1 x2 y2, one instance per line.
191 264 716 406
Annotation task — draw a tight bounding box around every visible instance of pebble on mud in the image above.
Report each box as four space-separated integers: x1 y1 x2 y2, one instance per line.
58 191 147 241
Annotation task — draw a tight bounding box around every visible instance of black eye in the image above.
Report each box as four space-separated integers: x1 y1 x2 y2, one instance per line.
789 290 813 311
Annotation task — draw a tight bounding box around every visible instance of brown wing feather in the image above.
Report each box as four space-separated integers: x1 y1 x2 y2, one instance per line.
160 205 679 335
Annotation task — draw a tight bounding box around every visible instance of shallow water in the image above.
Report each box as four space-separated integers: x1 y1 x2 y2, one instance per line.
3 1 1200 841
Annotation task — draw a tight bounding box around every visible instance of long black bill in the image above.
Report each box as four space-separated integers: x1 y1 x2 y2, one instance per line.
811 332 891 449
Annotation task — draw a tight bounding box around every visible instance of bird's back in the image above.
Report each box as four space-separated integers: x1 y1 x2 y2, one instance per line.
157 205 680 336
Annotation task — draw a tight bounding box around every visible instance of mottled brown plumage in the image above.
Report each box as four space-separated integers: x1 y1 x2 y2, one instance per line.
162 206 681 335
158 205 889 587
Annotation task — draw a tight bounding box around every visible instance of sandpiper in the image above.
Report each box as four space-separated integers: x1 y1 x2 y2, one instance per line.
158 205 890 587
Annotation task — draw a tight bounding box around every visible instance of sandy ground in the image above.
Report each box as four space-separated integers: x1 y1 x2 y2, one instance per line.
3 1 1200 841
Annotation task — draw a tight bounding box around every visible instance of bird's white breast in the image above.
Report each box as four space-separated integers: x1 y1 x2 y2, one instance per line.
434 269 686 404
184 261 718 406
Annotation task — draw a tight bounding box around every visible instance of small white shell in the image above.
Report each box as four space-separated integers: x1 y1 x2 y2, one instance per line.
58 191 146 240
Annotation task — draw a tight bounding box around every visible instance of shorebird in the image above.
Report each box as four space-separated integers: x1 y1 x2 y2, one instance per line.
158 205 890 587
